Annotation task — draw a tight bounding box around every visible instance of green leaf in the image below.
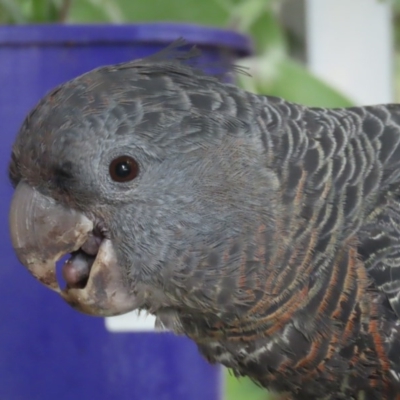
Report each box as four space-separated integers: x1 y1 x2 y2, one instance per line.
68 0 125 22
0 0 26 23
225 369 276 400
31 0 51 22
228 0 272 32
237 55 354 108
226 0 288 66
247 9 287 56
105 0 228 25
86 0 124 22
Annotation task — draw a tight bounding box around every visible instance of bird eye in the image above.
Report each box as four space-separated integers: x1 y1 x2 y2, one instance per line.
109 156 139 182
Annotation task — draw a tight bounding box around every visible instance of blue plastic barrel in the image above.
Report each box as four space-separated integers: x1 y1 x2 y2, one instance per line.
0 24 252 400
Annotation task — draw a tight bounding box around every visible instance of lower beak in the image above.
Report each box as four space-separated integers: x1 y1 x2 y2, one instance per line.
9 181 138 317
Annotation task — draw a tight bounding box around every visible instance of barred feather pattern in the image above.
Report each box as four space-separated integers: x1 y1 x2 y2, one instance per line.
150 80 400 399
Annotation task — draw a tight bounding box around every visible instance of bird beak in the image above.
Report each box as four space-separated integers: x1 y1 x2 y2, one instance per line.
9 181 137 316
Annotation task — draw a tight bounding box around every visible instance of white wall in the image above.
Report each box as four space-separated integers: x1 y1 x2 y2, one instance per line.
306 0 393 105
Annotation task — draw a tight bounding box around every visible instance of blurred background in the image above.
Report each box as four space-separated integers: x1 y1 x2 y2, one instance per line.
1 0 399 399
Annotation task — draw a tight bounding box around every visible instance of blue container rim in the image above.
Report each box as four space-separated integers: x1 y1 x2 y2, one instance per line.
0 23 253 56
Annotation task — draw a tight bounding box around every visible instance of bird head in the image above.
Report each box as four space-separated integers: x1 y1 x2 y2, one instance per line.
9 45 279 321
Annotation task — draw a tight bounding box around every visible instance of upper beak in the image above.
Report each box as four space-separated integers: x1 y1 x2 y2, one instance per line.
9 181 137 316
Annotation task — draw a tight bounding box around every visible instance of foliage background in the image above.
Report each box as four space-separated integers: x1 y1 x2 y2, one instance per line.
1 0 399 399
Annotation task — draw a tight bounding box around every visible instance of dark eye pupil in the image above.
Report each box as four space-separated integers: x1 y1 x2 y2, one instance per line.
115 162 131 178
109 156 139 182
